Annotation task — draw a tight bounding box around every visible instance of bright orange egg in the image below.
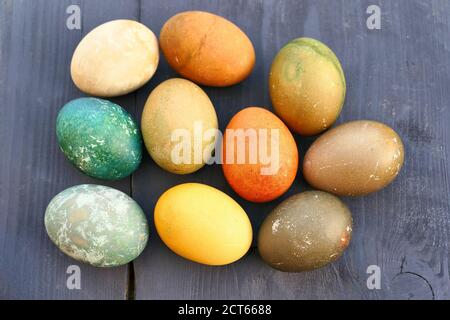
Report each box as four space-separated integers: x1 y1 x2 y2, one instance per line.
222 107 298 202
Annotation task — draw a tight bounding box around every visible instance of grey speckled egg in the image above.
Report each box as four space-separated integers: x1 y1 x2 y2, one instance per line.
45 184 149 267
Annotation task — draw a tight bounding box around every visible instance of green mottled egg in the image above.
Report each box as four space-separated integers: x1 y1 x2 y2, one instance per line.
269 37 346 136
56 98 142 180
45 184 149 267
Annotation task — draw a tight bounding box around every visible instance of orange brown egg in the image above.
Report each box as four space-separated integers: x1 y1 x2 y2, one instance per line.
159 11 255 87
222 107 298 203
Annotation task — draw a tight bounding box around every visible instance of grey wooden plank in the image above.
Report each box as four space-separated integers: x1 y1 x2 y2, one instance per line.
0 0 140 299
132 0 450 299
0 0 449 300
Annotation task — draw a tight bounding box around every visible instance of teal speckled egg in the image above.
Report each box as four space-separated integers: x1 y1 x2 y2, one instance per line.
45 184 149 267
56 97 142 180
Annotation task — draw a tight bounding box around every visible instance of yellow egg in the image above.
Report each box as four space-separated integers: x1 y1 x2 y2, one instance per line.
154 183 252 265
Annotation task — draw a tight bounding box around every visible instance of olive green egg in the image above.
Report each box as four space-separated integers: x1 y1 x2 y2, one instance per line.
258 191 352 272
269 37 346 136
45 184 149 267
141 78 218 174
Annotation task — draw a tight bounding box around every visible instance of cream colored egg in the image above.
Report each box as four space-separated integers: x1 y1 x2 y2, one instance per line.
71 20 159 97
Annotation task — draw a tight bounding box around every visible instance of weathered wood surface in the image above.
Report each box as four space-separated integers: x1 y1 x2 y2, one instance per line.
0 0 139 299
0 0 449 300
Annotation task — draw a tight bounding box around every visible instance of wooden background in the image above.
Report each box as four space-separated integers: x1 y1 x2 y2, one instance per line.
1 0 449 300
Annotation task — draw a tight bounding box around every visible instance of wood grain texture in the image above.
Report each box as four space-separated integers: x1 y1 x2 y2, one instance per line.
132 0 450 300
0 0 449 300
0 0 140 299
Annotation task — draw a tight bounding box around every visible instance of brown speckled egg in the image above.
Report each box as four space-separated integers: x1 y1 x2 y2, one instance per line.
258 191 352 272
303 120 405 196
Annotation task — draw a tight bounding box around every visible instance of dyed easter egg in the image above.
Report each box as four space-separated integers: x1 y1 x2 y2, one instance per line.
155 183 252 266
71 20 159 97
258 191 352 272
160 11 255 87
45 184 149 267
56 97 142 180
141 78 218 174
303 120 405 196
222 107 298 202
269 37 346 136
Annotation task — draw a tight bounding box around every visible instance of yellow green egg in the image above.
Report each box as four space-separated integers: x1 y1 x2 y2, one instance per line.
269 37 346 136
141 78 218 174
